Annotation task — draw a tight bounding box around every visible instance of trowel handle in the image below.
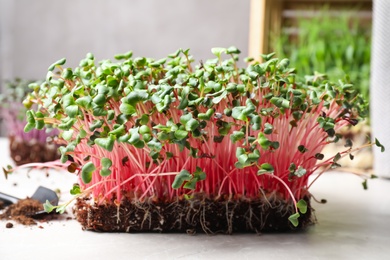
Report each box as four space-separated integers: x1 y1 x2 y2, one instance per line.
0 192 20 206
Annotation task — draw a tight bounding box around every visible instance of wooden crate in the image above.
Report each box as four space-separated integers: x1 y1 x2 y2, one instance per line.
248 0 372 59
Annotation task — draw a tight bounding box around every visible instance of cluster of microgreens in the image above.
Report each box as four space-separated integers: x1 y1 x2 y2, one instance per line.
0 78 57 143
18 47 383 227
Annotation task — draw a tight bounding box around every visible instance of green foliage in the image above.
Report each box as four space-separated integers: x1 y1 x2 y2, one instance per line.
273 8 371 107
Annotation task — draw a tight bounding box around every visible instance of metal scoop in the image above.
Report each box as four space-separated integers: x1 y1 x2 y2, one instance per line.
0 186 59 218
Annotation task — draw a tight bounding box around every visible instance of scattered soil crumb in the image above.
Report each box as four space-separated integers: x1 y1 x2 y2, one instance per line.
0 198 43 225
6 222 13 228
0 200 4 210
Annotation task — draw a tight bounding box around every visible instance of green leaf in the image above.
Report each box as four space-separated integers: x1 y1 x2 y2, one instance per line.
180 113 193 125
58 118 77 131
226 46 241 54
183 179 197 190
317 117 335 132
261 163 274 172
62 129 74 141
89 120 103 131
315 153 324 160
375 138 385 152
109 125 125 136
48 58 66 71
232 106 247 121
194 167 206 180
126 90 149 105
119 102 136 115
297 199 307 214
95 136 115 151
230 131 245 143
43 200 55 213
26 110 36 124
248 149 260 162
298 145 308 153
212 90 228 104
237 153 249 165
93 94 106 106
295 166 307 177
99 168 112 177
65 104 79 118
172 169 192 189
101 157 112 168
92 106 108 116
270 97 290 109
211 47 226 57
288 213 300 227
75 96 92 109
289 163 296 173
24 123 35 133
174 129 188 140
185 118 199 132
258 133 271 150
81 162 96 184
257 163 274 175
55 204 67 214
147 139 162 151
333 152 341 163
263 123 273 134
139 125 151 135
70 184 81 195
362 179 368 190
35 116 45 130
198 108 215 120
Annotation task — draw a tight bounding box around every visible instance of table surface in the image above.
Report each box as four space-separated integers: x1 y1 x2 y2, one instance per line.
0 138 389 260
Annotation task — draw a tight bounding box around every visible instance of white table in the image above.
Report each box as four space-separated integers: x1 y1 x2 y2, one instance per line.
0 138 389 260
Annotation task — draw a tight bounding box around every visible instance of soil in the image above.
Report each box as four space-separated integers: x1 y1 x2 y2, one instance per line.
9 135 60 165
74 194 314 234
0 198 44 225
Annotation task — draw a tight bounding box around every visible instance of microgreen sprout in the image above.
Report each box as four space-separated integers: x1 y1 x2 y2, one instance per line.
20 47 382 229
0 78 59 165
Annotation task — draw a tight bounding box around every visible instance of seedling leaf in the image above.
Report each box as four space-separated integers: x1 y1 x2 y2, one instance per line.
172 169 192 189
297 199 307 214
375 138 385 152
288 213 300 227
81 162 96 184
43 200 55 213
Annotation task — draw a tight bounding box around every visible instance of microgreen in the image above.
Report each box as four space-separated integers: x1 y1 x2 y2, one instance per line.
0 78 60 164
21 47 382 228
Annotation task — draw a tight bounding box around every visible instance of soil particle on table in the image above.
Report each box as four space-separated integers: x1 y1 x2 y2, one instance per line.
75 194 314 234
5 222 13 228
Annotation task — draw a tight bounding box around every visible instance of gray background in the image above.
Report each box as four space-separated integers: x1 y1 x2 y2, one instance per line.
0 0 250 81
0 0 250 136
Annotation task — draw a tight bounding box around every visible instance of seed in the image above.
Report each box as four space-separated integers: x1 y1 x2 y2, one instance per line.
6 222 13 228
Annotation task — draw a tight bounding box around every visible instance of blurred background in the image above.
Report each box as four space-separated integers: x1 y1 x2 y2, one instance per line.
1 0 387 175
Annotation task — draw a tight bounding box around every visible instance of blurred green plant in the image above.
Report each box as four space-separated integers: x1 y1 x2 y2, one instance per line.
273 8 371 103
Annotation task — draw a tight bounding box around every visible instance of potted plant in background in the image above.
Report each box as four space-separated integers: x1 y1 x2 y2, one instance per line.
273 8 372 170
0 78 59 165
16 47 382 233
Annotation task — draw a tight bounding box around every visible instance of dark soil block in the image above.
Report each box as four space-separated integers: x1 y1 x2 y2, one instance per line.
9 135 60 165
74 194 314 234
